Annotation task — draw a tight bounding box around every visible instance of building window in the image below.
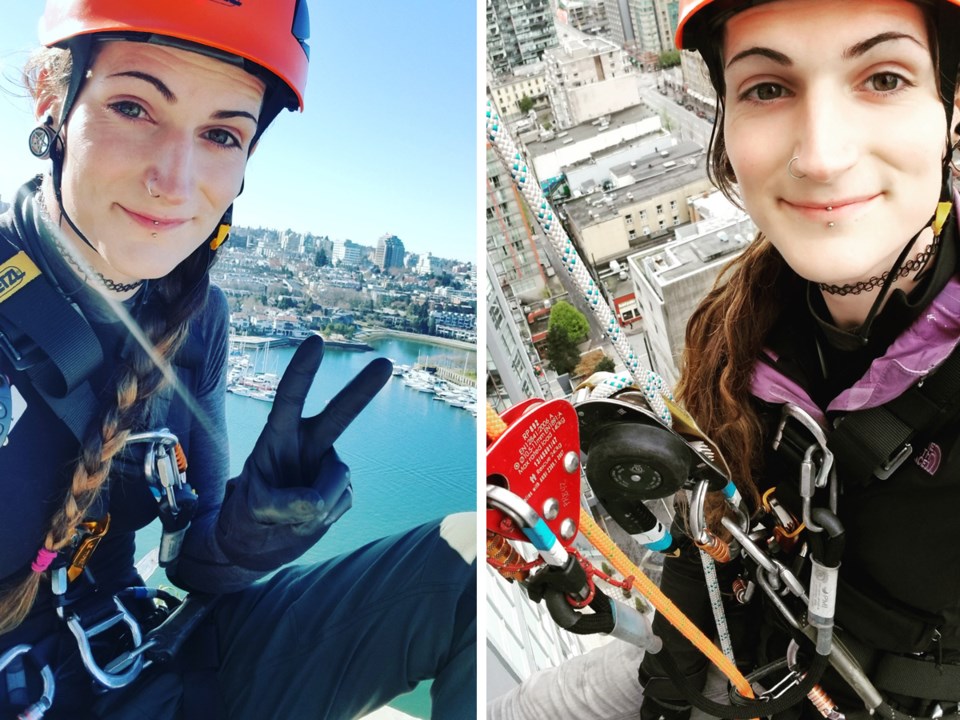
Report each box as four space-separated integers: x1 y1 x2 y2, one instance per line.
659 219 665 230
670 200 677 210
656 204 663 216
640 209 647 220
628 229 636 239
625 214 633 225
673 215 680 226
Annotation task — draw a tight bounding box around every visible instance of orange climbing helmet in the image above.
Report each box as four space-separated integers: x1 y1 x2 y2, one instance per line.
38 0 310 112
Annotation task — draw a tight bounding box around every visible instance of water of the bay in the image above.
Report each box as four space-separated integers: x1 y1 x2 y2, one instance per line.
138 336 478 718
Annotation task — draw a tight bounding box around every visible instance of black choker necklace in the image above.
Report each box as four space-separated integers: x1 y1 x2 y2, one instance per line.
39 188 144 294
817 236 939 296
54 235 143 294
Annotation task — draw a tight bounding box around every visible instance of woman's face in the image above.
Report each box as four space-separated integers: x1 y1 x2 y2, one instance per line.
722 0 945 286
54 41 265 282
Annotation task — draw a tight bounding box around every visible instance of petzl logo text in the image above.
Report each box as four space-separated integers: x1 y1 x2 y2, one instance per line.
0 253 40 303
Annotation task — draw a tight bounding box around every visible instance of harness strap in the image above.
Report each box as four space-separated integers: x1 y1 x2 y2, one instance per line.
873 653 960 702
0 226 103 443
829 344 960 487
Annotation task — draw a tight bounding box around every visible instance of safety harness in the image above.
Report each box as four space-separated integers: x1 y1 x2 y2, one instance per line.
766 338 960 717
0 198 208 717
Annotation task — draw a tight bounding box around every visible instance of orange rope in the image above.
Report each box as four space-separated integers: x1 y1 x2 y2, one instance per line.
578 508 756 704
486 402 508 444
487 402 757 711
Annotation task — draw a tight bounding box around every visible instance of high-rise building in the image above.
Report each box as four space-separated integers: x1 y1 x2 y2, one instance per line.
332 239 364 267
487 0 559 77
486 145 552 303
603 0 634 45
627 0 679 54
561 0 609 36
375 233 406 271
627 195 755 386
544 26 637 129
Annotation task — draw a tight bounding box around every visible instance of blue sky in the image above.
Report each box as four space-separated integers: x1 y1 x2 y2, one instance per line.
0 3 478 261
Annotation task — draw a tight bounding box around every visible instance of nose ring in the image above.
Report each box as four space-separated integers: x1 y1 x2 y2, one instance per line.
146 179 159 198
787 157 806 180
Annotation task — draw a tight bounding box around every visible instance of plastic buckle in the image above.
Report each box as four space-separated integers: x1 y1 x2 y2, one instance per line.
874 443 912 481
0 326 28 372
64 596 144 690
0 644 55 720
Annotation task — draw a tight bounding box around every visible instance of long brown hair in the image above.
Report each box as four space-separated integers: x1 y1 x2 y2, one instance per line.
0 47 215 634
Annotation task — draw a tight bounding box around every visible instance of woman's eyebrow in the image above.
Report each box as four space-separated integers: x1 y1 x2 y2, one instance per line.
726 31 925 70
107 72 259 123
843 31 925 59
107 70 175 102
212 109 259 125
725 46 790 70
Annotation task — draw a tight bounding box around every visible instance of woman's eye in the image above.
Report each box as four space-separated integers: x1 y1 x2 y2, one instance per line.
754 83 783 101
870 73 901 92
110 101 145 119
206 128 240 148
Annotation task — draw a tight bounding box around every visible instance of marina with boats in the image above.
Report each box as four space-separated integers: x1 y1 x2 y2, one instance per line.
391 363 478 416
226 336 477 414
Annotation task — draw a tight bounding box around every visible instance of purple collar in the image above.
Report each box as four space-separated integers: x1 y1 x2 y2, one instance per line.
751 274 960 428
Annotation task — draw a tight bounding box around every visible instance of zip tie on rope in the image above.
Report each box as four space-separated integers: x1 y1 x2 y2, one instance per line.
485 100 672 425
578 507 757 707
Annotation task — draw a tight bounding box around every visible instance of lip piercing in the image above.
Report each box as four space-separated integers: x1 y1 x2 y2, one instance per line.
826 206 833 211
153 220 160 226
787 156 806 180
151 232 158 239
827 222 836 228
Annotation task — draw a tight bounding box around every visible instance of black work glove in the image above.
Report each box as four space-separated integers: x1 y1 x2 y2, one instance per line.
217 336 392 571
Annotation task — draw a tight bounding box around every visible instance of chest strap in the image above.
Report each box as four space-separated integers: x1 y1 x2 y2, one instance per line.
828 345 960 487
0 236 103 443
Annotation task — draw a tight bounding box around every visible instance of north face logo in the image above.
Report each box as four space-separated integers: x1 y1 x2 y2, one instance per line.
915 442 942 476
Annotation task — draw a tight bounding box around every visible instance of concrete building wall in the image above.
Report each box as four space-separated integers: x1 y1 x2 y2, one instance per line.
680 50 717 109
626 214 755 384
490 67 550 117
572 176 715 264
567 74 642 126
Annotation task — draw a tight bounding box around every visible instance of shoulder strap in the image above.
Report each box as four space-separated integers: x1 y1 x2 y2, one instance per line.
829 345 960 486
0 218 104 442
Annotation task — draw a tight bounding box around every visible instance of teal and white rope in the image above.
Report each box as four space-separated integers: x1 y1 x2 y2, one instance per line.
486 100 672 424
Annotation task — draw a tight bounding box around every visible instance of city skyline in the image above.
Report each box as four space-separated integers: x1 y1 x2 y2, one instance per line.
0 2 478 260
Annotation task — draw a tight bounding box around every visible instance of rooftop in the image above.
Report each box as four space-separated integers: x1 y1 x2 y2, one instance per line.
629 216 755 289
524 103 656 155
561 141 709 229
545 32 621 63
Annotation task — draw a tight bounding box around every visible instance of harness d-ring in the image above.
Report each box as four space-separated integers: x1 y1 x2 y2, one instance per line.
64 596 144 690
0 645 55 720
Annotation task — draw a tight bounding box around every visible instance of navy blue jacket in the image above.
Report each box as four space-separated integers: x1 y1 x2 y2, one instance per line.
0 179 314 656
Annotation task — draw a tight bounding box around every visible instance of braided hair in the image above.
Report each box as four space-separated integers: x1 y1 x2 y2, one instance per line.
0 47 217 634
